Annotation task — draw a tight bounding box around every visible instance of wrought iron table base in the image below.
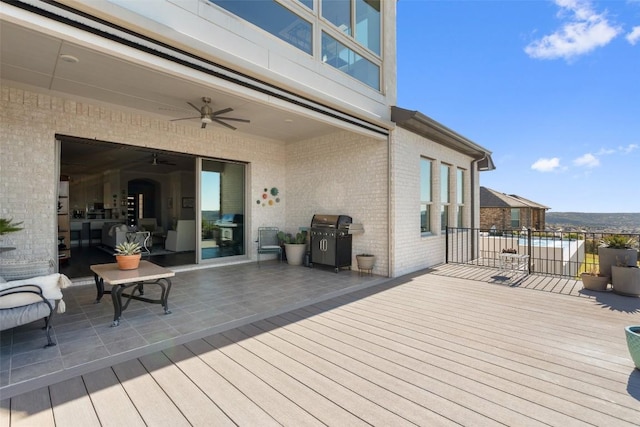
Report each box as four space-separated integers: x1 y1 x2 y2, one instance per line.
94 274 172 327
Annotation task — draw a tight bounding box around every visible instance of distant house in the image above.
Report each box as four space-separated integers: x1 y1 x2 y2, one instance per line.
480 187 549 231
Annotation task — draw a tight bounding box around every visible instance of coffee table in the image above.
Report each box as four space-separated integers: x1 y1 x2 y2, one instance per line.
90 261 174 326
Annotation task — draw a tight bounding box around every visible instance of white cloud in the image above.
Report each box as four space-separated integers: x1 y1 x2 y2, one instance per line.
627 26 640 45
531 157 562 172
596 147 616 155
620 143 639 153
525 0 621 60
573 153 600 167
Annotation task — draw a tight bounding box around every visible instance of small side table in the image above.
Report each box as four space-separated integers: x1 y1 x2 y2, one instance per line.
91 261 174 326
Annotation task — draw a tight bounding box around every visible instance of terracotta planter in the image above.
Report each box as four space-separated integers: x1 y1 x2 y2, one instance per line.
581 273 609 291
284 243 306 266
115 253 141 270
611 266 640 297
625 326 640 369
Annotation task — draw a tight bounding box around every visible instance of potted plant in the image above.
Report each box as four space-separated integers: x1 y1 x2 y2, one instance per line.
625 325 640 369
598 234 638 281
0 218 23 236
278 230 307 266
114 241 142 270
611 255 640 297
580 265 609 291
356 253 376 271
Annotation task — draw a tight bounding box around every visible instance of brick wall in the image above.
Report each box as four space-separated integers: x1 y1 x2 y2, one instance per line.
286 131 389 275
0 85 286 265
391 127 478 277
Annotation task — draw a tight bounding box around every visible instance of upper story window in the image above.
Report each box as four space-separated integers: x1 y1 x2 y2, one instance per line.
321 32 380 90
420 158 433 234
297 0 314 10
322 0 380 55
210 0 381 91
211 1 312 54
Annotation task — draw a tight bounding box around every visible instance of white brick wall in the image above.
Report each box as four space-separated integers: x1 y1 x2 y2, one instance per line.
286 131 389 275
391 127 478 277
0 85 286 265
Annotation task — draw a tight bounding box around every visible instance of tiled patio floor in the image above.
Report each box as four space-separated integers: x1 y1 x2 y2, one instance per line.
1 260 387 399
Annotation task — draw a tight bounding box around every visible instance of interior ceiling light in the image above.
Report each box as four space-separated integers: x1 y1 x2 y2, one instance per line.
59 54 79 63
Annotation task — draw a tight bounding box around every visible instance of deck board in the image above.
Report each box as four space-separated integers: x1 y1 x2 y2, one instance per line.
81 367 146 427
49 377 100 427
137 351 236 427
3 266 640 426
111 359 191 426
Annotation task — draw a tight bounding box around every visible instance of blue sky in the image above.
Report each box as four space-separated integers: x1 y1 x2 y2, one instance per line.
397 0 640 213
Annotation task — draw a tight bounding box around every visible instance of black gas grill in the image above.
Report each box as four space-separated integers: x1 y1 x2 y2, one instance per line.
309 214 352 272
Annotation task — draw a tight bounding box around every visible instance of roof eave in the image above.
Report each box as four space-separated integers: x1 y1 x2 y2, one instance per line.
392 106 495 170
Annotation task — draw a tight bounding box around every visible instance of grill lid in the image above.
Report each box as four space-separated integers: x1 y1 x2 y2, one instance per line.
311 214 352 228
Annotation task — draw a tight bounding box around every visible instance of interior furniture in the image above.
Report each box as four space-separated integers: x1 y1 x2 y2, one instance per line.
101 222 128 249
125 231 151 254
0 273 71 347
91 261 174 327
257 227 282 265
138 218 166 246
165 220 196 252
57 179 70 263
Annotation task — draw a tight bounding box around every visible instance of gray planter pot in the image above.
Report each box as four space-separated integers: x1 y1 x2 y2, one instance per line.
598 247 638 283
356 254 376 271
284 243 306 266
611 266 640 297
581 273 609 291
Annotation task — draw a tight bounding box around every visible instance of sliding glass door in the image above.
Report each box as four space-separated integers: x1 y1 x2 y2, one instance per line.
200 159 245 260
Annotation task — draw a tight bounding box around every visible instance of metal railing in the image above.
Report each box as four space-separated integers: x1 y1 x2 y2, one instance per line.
446 227 640 278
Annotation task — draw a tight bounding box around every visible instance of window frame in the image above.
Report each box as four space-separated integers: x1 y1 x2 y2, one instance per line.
456 168 465 228
510 208 521 229
440 163 450 231
420 157 433 235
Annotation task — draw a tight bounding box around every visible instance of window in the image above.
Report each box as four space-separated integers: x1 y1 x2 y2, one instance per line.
211 1 312 54
511 208 520 228
440 164 450 231
297 0 314 10
322 32 380 89
323 0 380 55
456 168 464 227
212 0 382 91
355 0 381 55
420 158 432 233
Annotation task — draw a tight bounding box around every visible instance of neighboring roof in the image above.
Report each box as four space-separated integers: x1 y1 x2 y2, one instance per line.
480 187 550 209
391 106 495 171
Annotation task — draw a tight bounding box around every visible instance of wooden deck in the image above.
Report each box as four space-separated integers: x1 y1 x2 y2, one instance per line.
2 266 640 426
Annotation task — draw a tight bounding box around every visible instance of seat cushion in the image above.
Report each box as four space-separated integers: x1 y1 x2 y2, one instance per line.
1 301 52 331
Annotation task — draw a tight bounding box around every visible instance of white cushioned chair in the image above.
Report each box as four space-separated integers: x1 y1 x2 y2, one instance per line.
165 220 196 252
0 273 71 348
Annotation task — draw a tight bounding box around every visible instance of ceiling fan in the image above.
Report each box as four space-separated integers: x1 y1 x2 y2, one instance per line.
151 153 176 166
170 97 250 130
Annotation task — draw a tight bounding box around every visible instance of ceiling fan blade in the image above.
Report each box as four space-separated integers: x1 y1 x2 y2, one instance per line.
212 118 237 130
217 117 250 123
212 107 233 116
187 102 202 113
171 116 201 121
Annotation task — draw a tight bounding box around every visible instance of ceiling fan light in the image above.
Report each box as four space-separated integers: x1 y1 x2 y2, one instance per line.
201 116 212 124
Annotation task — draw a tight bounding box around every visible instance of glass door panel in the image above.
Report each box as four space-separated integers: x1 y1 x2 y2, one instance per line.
200 159 245 260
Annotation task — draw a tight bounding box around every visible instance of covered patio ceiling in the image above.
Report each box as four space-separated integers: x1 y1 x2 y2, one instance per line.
1 3 382 148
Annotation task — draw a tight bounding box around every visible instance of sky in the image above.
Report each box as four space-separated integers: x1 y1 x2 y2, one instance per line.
396 0 640 213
